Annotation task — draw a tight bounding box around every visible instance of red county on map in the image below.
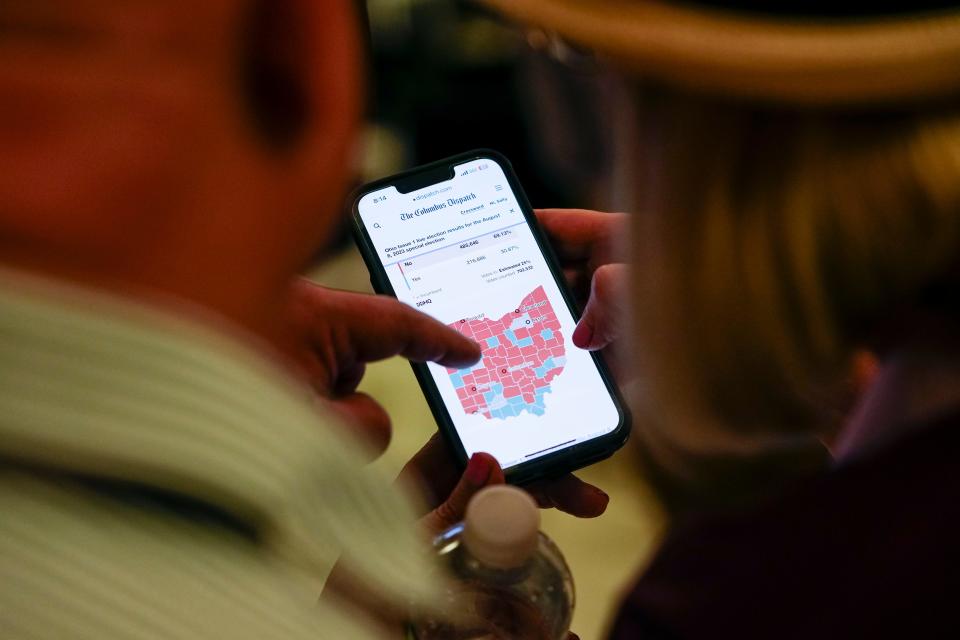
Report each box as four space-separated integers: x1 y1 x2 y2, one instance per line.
446 286 566 419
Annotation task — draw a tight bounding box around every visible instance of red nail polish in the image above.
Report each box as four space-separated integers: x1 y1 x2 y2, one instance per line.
572 321 593 349
465 453 491 486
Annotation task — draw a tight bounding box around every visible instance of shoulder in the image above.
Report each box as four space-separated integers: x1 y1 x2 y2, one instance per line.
610 419 960 638
0 471 384 640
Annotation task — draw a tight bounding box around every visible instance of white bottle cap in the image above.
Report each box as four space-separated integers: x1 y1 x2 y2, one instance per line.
462 485 540 569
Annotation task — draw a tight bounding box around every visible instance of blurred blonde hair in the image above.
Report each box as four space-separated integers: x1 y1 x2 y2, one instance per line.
628 89 960 505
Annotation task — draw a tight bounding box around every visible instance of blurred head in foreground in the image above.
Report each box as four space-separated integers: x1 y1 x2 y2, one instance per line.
0 0 362 340
485 0 960 503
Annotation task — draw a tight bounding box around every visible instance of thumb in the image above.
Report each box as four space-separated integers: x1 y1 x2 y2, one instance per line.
572 263 627 351
421 452 505 535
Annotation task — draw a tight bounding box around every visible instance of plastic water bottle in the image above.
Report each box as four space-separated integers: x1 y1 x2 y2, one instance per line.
411 485 575 640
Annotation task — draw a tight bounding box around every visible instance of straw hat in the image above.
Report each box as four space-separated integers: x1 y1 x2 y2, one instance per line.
481 0 960 104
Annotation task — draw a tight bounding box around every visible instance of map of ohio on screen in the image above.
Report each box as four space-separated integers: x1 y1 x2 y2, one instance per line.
447 286 567 419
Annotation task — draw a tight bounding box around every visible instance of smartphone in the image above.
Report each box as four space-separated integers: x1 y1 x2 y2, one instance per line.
351 149 629 484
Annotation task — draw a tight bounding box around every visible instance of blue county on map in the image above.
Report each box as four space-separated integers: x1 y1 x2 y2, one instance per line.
446 286 566 419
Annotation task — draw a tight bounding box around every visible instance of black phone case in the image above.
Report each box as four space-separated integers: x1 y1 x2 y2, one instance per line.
350 149 630 485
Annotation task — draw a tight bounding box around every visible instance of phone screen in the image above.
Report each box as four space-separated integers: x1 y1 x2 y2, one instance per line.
356 155 621 470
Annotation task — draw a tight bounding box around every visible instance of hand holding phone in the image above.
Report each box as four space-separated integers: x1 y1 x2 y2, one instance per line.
534 209 630 377
352 150 629 484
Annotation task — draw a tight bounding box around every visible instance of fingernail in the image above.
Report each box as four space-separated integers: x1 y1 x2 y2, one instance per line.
465 453 492 486
572 321 593 349
589 488 610 517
